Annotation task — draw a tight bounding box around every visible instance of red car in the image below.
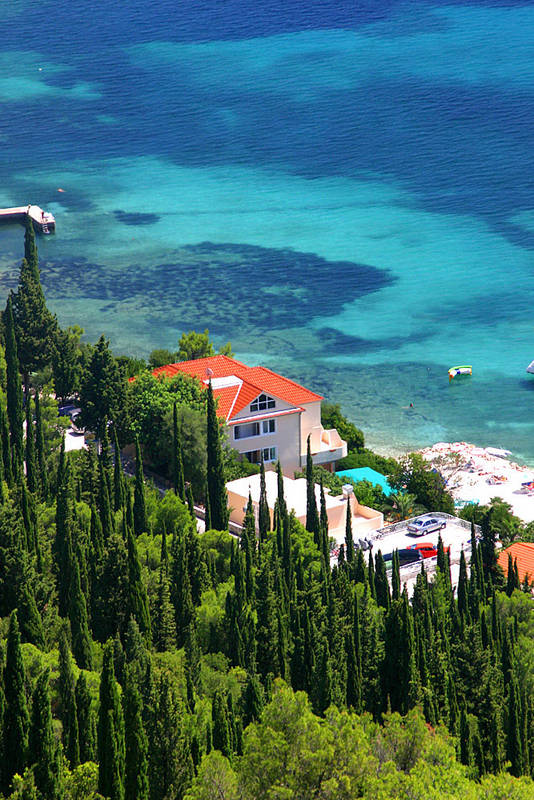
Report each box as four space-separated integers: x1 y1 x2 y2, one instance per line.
406 542 448 559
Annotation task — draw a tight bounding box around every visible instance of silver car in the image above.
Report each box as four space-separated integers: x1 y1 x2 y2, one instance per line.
407 516 446 536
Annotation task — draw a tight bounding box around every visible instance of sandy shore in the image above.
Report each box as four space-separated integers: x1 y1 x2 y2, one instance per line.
419 442 534 524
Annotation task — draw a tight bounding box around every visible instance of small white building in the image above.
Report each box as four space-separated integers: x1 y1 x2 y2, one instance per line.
226 471 383 543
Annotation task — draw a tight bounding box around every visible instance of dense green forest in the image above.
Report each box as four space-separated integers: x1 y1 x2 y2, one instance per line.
0 222 533 799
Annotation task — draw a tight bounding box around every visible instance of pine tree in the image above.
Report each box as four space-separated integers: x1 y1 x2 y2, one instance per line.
24 395 37 493
79 335 128 440
123 668 149 800
29 669 61 800
98 641 125 800
12 238 57 398
76 672 96 763
172 402 186 501
4 297 24 475
206 380 228 531
3 611 30 792
258 456 270 541
133 437 148 537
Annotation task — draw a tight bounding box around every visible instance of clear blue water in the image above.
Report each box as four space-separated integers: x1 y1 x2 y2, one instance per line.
2 0 534 461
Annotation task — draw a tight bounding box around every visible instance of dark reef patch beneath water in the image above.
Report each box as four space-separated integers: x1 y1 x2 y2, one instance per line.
113 210 160 226
3 242 394 336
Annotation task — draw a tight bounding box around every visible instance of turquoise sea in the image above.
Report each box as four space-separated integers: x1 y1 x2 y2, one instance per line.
1 0 534 460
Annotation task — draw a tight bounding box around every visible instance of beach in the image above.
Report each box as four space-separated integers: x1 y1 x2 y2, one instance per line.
419 441 534 524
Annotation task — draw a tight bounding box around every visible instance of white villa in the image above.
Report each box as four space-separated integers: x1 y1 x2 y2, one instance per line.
153 355 347 475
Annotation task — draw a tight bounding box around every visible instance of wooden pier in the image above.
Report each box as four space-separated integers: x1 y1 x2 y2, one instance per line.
0 204 55 234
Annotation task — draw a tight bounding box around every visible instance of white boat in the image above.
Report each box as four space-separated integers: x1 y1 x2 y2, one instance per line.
526 360 534 374
448 365 472 381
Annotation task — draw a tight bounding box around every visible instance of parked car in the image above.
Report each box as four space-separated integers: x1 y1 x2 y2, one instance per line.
407 515 446 536
382 548 422 568
407 541 451 559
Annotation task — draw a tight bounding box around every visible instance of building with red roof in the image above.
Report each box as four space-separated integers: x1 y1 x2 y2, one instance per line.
498 542 534 589
153 355 347 474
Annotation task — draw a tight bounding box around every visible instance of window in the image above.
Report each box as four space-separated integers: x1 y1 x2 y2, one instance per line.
250 394 276 412
234 422 260 440
234 419 275 440
263 447 277 462
243 447 277 464
262 419 275 434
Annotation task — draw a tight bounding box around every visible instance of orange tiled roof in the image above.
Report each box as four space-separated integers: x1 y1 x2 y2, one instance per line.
497 543 534 585
152 355 322 422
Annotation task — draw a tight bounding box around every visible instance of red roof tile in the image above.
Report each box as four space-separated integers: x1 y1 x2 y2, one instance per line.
152 355 322 421
498 543 534 585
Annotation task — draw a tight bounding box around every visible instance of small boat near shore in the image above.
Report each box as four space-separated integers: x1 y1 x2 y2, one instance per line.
526 360 534 374
448 365 472 382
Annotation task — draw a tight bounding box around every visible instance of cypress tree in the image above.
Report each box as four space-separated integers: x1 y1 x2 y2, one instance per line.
123 668 149 800
460 707 473 767
206 380 228 531
367 550 376 599
4 297 23 475
507 676 524 777
258 456 270 541
76 672 96 763
458 549 468 618
0 403 12 487
344 496 354 565
113 427 124 513
186 483 196 521
318 478 329 564
99 457 114 540
126 528 152 644
172 402 185 501
3 611 29 792
133 437 148 536
58 631 80 768
305 436 319 541
211 690 231 758
98 641 125 800
34 389 47 499
154 531 176 651
391 548 401 601
345 630 362 712
506 554 520 596
69 555 93 670
29 669 61 800
24 215 38 269
242 671 264 727
24 395 37 494
374 550 390 610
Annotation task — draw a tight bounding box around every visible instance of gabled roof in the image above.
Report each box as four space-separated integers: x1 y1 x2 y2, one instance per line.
152 355 322 422
498 542 534 585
